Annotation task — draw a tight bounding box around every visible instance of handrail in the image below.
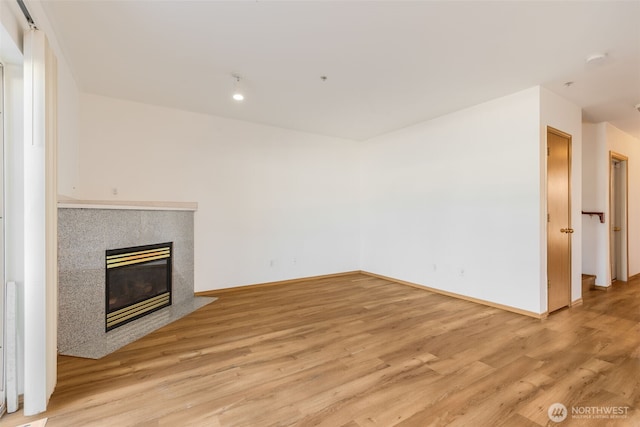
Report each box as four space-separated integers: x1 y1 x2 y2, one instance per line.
582 211 604 223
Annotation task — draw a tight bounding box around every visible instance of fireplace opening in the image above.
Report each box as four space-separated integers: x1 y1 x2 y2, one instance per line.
105 242 172 331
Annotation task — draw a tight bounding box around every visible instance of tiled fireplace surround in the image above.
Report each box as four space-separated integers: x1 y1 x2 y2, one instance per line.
58 201 215 359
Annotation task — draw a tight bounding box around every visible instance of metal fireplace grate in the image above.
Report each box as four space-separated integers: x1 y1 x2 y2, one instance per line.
105 242 172 331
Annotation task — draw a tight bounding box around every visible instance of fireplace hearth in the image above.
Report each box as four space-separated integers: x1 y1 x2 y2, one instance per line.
106 242 173 331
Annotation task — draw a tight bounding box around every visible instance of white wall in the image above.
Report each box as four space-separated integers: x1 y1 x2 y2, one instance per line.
539 87 583 306
0 1 24 58
25 0 81 198
2 0 82 410
581 123 608 285
605 123 640 278
581 122 640 286
56 62 80 197
360 87 543 314
77 94 362 291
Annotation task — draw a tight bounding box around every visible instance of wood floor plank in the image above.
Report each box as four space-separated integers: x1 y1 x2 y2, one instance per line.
3 272 639 426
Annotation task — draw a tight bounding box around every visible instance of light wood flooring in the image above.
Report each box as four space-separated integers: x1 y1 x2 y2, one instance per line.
3 273 639 426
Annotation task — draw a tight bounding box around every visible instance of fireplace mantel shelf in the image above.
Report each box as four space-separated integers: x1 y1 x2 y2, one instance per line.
58 198 198 211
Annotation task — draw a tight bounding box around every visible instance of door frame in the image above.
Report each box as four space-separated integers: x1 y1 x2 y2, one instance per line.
546 126 572 313
609 151 629 282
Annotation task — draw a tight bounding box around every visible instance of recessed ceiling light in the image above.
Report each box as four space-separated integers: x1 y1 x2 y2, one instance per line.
232 74 244 102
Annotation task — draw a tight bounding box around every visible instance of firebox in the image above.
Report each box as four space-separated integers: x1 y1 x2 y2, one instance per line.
105 242 172 331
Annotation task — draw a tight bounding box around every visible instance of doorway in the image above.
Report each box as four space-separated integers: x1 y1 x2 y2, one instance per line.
610 152 628 283
547 127 572 313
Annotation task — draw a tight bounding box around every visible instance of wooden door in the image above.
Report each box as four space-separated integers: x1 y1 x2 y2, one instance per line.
547 128 572 313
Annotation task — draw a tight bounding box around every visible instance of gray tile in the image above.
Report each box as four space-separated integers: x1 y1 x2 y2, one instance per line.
60 297 216 359
58 207 199 358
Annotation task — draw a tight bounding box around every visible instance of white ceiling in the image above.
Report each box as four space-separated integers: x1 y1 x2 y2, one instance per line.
40 0 640 141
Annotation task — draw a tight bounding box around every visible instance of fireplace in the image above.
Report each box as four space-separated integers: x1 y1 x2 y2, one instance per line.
105 242 173 331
